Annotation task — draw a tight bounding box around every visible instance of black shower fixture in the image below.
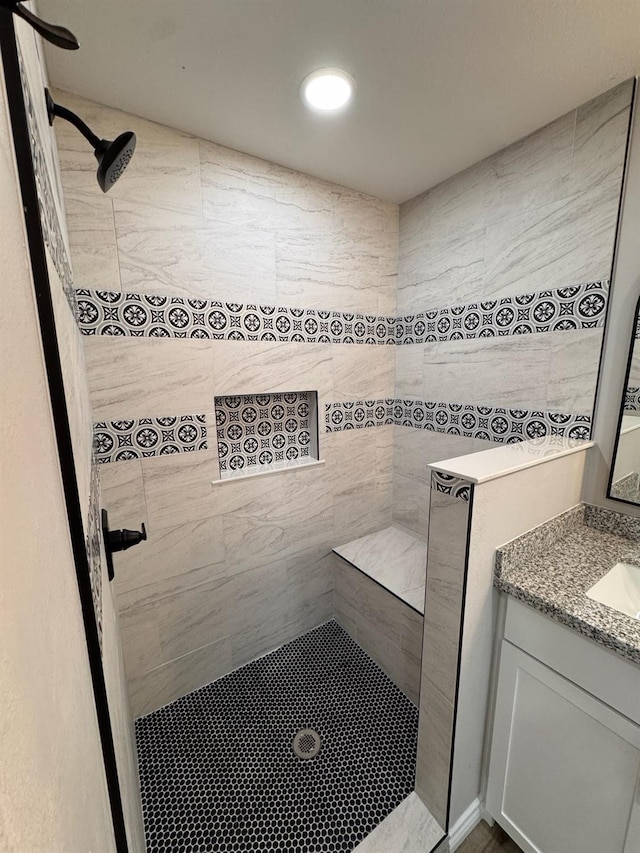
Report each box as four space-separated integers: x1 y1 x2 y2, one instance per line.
45 89 136 192
0 0 79 49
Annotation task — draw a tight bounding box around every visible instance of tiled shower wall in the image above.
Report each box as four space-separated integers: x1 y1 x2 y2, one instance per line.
53 90 398 716
55 81 632 718
393 81 634 537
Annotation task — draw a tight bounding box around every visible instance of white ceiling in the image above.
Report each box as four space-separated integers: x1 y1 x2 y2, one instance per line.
40 0 640 203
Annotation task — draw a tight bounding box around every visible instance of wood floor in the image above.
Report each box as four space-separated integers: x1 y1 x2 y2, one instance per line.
456 820 523 853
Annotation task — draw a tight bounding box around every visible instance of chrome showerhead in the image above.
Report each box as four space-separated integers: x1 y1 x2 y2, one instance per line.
45 89 136 192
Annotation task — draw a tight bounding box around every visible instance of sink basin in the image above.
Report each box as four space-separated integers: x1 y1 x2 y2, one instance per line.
586 562 640 620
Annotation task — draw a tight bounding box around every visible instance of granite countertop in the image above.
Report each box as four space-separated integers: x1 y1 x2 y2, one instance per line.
333 525 427 614
495 503 640 665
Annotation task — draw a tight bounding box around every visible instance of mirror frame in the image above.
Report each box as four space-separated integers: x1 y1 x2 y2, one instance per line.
607 294 640 505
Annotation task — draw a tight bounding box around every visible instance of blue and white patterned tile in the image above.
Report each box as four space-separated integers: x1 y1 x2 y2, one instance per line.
430 471 471 502
215 392 314 476
94 415 207 464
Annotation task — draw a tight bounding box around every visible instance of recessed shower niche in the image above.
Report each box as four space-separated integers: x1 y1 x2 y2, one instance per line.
213 390 320 481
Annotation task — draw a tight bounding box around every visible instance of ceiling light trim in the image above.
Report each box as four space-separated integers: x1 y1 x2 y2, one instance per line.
300 67 356 113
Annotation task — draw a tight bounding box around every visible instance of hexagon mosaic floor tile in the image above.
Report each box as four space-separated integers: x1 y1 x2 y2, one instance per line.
135 620 418 852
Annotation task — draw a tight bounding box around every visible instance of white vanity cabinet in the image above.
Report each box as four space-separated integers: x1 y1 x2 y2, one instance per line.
486 598 640 853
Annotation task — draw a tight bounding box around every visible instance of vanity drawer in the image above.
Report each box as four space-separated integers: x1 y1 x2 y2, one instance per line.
504 597 640 723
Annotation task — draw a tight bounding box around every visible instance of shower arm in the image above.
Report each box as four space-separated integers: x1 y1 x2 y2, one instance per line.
45 90 101 150
0 1 79 50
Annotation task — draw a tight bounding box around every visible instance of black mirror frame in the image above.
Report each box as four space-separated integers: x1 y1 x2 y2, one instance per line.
607 293 640 505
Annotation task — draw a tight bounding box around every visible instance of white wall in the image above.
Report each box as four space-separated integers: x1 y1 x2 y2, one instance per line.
0 49 116 852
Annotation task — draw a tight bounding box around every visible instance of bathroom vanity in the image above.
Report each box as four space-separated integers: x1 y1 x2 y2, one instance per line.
486 505 640 853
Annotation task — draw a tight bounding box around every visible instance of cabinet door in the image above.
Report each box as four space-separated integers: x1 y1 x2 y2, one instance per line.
486 641 640 853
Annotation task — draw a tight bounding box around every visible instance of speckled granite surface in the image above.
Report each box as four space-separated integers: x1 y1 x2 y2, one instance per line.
495 503 640 665
610 472 640 504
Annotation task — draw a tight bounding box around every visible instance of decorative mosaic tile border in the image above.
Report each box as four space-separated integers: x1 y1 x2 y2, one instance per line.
76 290 394 343
325 399 396 431
93 415 207 464
86 458 103 653
430 471 471 502
325 398 592 443
393 400 592 441
394 280 608 342
75 281 607 345
215 392 314 476
18 46 75 312
624 387 640 411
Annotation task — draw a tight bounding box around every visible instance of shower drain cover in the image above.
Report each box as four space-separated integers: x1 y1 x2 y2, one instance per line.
292 728 321 759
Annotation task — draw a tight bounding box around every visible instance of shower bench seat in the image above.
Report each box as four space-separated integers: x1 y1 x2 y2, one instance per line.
332 526 427 705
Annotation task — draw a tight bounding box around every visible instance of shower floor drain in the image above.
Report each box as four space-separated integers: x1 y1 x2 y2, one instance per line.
292 728 321 759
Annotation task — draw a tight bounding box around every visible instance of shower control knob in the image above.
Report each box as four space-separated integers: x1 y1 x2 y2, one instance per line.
108 523 147 553
101 508 147 581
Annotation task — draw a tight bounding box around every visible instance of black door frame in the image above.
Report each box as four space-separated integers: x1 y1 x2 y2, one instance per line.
0 12 129 851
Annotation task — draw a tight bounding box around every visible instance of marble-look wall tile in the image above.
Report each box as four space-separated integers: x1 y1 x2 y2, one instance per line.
118 602 162 682
482 178 622 299
199 139 336 234
421 335 552 410
128 636 232 719
395 346 424 398
546 328 604 414
398 226 485 315
155 574 235 664
392 472 432 539
569 80 634 194
333 554 422 705
61 190 120 292
114 199 277 304
141 453 221 530
331 342 394 401
333 472 393 545
324 425 393 493
99 459 147 531
484 110 575 226
113 515 226 609
212 339 334 399
53 89 202 216
84 336 214 421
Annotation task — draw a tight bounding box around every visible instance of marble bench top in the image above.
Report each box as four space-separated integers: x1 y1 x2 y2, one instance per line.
333 525 427 615
495 503 640 665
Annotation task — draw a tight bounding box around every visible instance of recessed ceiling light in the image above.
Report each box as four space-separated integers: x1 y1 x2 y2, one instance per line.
300 68 355 113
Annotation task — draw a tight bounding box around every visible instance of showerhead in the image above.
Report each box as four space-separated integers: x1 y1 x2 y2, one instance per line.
94 132 136 192
45 89 136 192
